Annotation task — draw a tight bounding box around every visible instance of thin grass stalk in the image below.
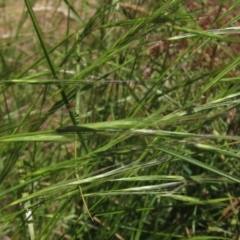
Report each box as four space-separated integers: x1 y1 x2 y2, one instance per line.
23 0 77 128
75 31 92 220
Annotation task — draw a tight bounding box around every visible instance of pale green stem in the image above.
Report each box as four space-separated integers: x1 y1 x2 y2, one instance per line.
17 160 35 240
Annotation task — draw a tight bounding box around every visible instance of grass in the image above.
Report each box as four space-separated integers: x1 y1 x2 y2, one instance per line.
1 0 240 239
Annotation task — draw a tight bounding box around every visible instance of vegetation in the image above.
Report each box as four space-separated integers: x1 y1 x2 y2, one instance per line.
1 0 240 239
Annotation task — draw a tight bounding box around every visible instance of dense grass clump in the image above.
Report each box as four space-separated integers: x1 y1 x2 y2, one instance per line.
1 0 240 239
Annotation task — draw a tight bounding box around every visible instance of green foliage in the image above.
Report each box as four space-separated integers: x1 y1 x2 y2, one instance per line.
1 0 240 239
